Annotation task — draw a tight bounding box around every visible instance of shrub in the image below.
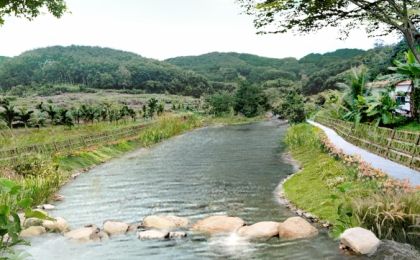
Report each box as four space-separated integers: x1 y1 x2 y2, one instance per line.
205 91 234 116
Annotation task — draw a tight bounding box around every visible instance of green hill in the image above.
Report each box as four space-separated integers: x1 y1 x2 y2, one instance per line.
0 46 210 97
166 52 300 83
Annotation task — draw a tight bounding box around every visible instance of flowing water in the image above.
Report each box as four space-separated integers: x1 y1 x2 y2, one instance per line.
24 121 398 259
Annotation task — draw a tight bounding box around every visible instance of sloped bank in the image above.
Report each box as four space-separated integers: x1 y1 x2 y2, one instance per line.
281 123 420 249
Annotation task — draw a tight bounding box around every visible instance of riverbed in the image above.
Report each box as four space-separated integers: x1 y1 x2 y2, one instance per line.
25 121 352 259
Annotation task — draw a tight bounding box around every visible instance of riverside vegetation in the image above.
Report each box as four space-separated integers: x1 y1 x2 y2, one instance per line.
283 124 420 247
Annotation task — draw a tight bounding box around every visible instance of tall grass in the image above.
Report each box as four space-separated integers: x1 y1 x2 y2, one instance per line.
138 114 202 146
352 192 420 247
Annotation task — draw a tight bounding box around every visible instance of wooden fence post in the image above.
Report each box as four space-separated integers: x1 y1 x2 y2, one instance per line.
385 129 396 158
409 133 420 167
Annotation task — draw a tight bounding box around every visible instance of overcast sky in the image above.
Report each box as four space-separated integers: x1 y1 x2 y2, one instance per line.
0 0 399 60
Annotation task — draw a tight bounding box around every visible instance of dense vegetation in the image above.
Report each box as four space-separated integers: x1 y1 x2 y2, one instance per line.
167 47 395 95
0 46 210 97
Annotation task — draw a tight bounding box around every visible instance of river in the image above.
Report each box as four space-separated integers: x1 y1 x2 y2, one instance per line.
25 121 361 259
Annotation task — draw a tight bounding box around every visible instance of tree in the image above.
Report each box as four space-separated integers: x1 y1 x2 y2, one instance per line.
234 82 268 117
0 99 18 128
206 92 234 116
238 0 420 62
0 0 67 25
58 108 74 128
17 108 34 127
147 98 158 118
157 103 165 116
274 89 306 123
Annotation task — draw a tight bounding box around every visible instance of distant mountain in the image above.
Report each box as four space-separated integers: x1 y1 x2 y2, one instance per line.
166 52 300 84
0 46 210 97
0 45 396 97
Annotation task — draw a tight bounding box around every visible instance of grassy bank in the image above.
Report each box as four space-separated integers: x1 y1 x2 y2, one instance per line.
283 124 420 246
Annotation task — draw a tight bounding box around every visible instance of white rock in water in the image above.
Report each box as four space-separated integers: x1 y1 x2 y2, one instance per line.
64 227 100 242
278 217 318 240
137 230 169 239
20 226 46 238
191 216 245 234
103 221 129 236
340 227 381 255
237 221 279 239
42 217 69 233
143 215 189 230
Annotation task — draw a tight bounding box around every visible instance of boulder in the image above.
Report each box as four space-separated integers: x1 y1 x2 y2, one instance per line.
340 227 381 255
64 227 100 242
20 226 46 238
128 223 142 232
237 221 279 239
278 217 318 240
52 194 65 201
169 231 187 239
42 217 69 233
143 215 189 230
137 230 169 239
103 221 129 236
191 216 245 234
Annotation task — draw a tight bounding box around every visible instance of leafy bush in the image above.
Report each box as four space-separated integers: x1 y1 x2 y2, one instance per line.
0 179 50 256
205 91 234 116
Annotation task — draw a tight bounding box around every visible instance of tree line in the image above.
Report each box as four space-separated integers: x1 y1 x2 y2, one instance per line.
0 98 167 129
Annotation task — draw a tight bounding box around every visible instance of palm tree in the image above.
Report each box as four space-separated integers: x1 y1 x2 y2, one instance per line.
58 108 74 128
0 100 19 128
18 108 34 127
44 104 58 124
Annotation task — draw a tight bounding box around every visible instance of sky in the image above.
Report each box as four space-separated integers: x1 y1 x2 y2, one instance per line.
0 0 399 60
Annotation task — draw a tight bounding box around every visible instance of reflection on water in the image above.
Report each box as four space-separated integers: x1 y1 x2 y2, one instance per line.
25 121 361 259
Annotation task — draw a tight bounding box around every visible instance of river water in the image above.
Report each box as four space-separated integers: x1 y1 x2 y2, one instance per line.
25 121 372 259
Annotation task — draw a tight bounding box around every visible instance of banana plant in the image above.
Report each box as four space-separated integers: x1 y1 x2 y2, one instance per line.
389 48 420 120
365 89 400 126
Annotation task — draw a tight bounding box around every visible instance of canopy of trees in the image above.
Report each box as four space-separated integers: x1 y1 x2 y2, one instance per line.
239 0 420 62
167 47 396 95
0 0 67 25
0 44 407 97
0 46 210 97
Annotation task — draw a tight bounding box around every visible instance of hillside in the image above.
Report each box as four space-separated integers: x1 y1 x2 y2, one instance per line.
0 46 210 97
166 47 394 95
166 52 300 83
0 46 397 97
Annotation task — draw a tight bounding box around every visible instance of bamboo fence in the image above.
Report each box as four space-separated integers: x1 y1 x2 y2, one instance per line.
314 116 420 171
0 123 149 163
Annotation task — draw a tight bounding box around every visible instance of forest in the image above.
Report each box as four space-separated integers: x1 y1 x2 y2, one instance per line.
0 44 402 99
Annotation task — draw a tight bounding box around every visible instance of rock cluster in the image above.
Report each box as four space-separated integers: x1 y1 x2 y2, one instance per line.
19 210 383 256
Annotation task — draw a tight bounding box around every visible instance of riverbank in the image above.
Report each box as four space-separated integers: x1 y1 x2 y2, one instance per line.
282 123 420 246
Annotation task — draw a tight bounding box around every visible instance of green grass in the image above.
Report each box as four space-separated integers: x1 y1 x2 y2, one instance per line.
397 121 420 132
283 124 378 225
0 120 145 149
